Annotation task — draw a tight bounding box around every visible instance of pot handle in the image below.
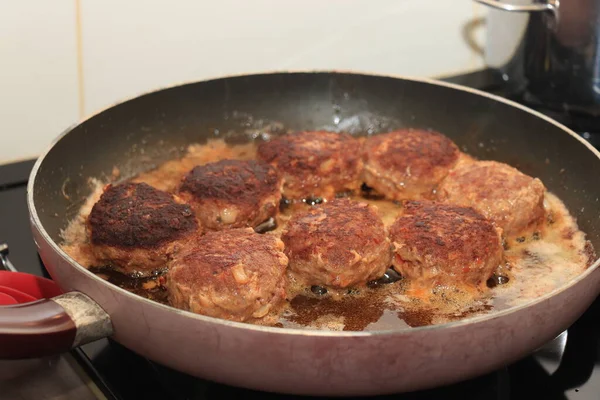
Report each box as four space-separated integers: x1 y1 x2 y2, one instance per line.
0 244 113 360
475 0 560 23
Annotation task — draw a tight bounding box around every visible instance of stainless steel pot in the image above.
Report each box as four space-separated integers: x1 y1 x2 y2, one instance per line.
477 0 600 116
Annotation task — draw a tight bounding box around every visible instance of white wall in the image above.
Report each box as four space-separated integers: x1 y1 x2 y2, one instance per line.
0 0 487 164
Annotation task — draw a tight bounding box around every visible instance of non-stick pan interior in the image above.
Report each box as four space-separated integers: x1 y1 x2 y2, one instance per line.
30 72 600 254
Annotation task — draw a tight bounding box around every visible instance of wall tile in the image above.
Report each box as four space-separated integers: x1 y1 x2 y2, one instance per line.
81 0 485 115
0 2 79 164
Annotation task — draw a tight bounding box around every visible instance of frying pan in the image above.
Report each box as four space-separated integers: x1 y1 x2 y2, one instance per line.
1 72 599 396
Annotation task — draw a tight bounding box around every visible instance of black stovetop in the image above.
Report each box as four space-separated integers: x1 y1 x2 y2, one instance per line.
1 70 599 400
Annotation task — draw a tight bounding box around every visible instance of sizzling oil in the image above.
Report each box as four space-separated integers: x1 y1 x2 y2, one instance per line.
60 138 596 332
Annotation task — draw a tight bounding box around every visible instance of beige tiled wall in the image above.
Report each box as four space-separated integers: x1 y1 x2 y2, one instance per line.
0 2 79 164
0 0 487 164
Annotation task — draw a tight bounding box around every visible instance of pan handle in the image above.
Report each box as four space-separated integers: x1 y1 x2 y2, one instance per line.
474 0 560 23
0 245 113 360
0 292 113 359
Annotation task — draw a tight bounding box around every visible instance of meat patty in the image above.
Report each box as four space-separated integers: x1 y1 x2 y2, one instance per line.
389 201 503 288
167 228 288 322
256 131 363 200
177 159 282 230
437 160 546 237
282 198 391 289
362 129 461 200
87 182 198 275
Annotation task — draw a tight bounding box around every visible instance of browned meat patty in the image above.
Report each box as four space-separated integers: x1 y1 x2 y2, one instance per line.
87 182 199 275
389 201 503 288
256 131 363 200
362 129 461 200
281 198 391 289
167 228 288 322
177 159 282 230
437 160 546 238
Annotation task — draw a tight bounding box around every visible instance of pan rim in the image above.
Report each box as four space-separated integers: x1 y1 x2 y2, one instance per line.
27 69 600 337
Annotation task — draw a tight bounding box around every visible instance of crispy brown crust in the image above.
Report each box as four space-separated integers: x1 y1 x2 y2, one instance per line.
389 201 503 288
362 129 460 200
179 159 280 205
437 160 546 237
88 182 198 249
167 228 288 321
178 159 282 229
256 131 363 199
282 198 391 288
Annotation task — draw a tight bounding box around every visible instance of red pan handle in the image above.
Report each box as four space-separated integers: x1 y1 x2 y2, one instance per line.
0 246 113 360
0 290 113 359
